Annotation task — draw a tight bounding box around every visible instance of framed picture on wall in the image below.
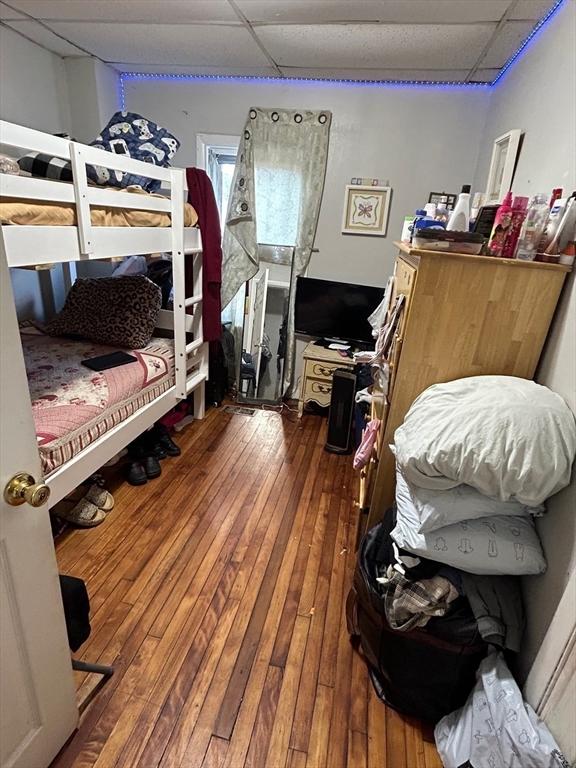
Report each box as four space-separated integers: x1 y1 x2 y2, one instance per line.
485 129 523 203
342 184 391 236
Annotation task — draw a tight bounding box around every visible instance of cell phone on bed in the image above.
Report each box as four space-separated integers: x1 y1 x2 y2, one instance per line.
81 351 138 371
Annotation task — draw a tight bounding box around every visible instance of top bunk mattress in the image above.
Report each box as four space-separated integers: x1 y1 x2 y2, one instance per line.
0 185 198 228
22 325 175 475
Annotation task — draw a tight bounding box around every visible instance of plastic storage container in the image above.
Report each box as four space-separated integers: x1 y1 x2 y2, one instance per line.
412 228 485 255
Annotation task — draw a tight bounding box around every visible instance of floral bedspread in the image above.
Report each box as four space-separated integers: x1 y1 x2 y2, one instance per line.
21 325 174 474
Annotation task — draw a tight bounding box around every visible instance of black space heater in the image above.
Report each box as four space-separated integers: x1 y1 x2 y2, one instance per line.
325 368 357 454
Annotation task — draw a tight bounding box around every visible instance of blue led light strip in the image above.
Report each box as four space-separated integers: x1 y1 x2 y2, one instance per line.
491 0 565 84
117 0 566 109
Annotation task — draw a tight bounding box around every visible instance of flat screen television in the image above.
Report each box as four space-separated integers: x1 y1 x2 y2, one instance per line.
294 276 384 347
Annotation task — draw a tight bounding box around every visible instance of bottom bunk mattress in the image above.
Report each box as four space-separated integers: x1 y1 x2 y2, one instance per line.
21 325 175 475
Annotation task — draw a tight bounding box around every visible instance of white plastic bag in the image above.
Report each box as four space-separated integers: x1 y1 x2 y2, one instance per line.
112 255 147 277
435 652 569 768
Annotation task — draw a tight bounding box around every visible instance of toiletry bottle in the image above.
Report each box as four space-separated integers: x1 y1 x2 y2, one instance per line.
447 185 471 231
516 194 550 260
502 196 528 258
545 193 576 256
559 241 575 267
413 210 446 239
410 209 427 242
487 191 513 257
539 196 568 251
549 188 563 208
435 203 449 225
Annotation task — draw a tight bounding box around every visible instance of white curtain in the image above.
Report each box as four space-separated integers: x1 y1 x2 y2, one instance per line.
222 107 332 393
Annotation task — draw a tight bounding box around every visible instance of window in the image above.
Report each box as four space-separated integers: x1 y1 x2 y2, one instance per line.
196 133 239 226
255 166 301 247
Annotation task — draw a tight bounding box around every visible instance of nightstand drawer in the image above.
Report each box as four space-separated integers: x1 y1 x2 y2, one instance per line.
304 377 333 406
305 360 351 382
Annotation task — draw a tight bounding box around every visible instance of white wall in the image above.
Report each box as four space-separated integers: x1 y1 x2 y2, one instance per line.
65 57 119 143
124 78 490 288
0 26 73 322
473 0 576 745
0 30 120 319
0 26 71 133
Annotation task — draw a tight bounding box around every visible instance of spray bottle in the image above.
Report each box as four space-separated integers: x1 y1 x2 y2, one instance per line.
502 196 528 258
487 191 513 257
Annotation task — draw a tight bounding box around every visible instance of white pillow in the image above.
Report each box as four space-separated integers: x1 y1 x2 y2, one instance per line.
392 500 546 576
394 376 576 507
395 466 542 534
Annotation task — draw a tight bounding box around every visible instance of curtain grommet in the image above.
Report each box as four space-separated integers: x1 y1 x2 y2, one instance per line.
249 109 257 119
294 113 303 124
244 130 251 140
240 202 249 212
318 114 327 124
271 112 279 122
239 177 245 187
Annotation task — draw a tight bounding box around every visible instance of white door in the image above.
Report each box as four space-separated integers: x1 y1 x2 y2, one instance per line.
0 249 78 768
524 576 576 761
249 268 269 393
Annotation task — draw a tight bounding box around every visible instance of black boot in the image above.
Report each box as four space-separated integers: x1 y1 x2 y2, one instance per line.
153 424 181 457
126 461 147 486
143 455 162 479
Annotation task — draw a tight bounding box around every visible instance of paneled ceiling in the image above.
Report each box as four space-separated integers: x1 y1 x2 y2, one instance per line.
0 0 560 84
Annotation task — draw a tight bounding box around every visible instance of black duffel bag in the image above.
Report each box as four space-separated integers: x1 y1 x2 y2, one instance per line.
346 510 487 722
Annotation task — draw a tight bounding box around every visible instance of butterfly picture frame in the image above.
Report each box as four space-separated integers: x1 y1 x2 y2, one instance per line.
342 184 391 236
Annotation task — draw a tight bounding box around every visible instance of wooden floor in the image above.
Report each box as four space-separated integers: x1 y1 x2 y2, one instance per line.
52 407 442 768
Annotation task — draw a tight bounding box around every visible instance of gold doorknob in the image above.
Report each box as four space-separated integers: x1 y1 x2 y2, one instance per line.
4 472 50 508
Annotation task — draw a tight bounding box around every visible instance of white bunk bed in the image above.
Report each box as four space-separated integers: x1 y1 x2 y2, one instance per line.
0 120 208 508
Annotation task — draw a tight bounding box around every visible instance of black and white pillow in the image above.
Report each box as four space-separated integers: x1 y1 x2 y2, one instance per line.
18 152 74 182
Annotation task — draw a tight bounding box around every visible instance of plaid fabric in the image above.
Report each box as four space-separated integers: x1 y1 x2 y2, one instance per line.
380 566 459 631
18 152 74 181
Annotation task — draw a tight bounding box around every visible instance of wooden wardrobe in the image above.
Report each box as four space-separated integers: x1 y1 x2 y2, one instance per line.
363 241 571 531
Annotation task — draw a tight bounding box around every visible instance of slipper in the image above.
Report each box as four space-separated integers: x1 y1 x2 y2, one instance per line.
83 483 115 512
54 499 106 528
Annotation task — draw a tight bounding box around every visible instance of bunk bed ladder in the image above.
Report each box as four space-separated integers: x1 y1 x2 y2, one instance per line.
171 169 207 418
69 143 94 255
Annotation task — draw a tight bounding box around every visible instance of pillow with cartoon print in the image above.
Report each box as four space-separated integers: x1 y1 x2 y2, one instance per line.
391 498 546 576
395 467 543 535
18 114 180 193
89 111 180 192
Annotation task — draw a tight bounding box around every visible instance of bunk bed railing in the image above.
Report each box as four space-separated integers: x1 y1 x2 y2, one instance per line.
0 120 199 264
0 120 173 184
1 119 207 426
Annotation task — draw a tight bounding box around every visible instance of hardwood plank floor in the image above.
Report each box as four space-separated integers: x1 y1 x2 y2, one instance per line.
52 408 442 768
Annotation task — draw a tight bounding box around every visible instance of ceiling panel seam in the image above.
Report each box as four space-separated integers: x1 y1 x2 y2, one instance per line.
466 0 520 80
0 18 62 57
0 0 103 60
227 0 282 76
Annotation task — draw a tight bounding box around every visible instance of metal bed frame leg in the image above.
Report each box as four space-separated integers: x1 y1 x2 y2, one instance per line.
72 659 114 715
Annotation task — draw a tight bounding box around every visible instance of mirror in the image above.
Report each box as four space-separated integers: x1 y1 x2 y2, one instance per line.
238 258 292 404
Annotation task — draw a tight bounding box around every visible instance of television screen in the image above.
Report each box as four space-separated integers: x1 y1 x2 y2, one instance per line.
294 276 384 346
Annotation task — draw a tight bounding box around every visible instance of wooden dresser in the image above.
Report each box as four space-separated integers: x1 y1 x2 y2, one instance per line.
298 342 355 417
364 241 571 530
